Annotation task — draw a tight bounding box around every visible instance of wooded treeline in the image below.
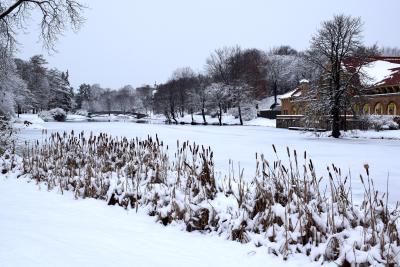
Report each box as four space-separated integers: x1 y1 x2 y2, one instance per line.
0 54 73 116
0 44 309 123
153 46 308 125
2 6 400 133
1 42 399 125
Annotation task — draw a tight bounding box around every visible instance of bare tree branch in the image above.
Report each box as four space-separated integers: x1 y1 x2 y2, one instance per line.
0 0 86 54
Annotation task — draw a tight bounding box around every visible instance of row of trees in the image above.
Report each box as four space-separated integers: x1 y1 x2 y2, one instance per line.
0 54 73 116
0 44 306 123
75 84 153 114
153 47 307 125
0 0 398 138
0 53 157 117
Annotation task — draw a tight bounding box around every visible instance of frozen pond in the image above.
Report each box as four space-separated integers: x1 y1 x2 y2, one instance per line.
17 119 400 203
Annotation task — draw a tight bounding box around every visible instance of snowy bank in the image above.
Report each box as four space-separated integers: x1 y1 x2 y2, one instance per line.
2 132 399 266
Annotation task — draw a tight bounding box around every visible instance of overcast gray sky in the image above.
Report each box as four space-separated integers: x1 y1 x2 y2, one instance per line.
16 0 400 89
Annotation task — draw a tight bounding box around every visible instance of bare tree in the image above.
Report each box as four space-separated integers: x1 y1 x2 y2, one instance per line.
135 85 154 115
206 46 254 125
237 48 267 99
205 83 229 126
0 0 85 58
171 67 196 117
271 45 298 56
266 55 287 107
266 50 308 107
304 14 366 138
153 80 180 123
193 74 210 124
116 85 134 113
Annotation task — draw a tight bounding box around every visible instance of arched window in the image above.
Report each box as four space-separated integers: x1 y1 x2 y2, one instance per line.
363 104 370 115
354 104 360 115
298 107 303 115
292 106 297 115
387 102 397 115
374 103 383 115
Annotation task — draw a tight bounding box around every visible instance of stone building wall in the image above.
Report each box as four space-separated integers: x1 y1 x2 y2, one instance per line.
360 93 400 116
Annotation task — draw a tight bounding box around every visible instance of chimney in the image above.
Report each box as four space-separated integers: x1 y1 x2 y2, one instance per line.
299 79 309 94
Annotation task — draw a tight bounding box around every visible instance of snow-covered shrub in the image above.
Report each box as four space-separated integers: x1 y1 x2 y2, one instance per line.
38 110 54 122
393 116 400 126
209 110 219 118
11 132 400 266
227 107 239 119
227 105 257 121
0 91 15 118
0 117 13 156
39 108 67 122
74 109 88 116
240 105 257 121
364 115 399 131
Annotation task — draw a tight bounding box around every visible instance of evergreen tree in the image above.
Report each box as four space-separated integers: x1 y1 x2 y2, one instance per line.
47 69 73 111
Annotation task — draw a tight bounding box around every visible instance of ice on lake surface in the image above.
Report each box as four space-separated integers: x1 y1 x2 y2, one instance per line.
16 116 400 204
2 115 400 267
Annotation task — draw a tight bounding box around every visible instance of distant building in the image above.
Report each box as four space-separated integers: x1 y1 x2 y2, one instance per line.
277 56 400 129
280 79 310 116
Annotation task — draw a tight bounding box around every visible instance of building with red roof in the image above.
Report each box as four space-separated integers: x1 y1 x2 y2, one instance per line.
277 56 400 129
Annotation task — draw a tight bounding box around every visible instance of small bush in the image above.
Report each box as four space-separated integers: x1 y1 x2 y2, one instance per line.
393 116 400 126
75 109 88 116
241 105 257 121
227 105 257 121
362 115 399 131
39 108 67 122
0 116 13 156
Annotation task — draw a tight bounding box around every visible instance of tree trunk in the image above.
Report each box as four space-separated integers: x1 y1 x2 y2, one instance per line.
172 113 178 124
164 110 171 124
170 106 178 124
343 99 347 132
273 80 278 107
201 106 207 125
238 105 243 125
218 103 222 126
331 74 341 138
331 105 341 138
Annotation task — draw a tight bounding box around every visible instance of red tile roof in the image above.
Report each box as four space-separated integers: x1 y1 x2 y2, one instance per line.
370 57 400 87
345 56 400 88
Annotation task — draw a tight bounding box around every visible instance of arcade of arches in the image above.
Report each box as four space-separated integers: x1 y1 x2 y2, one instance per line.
359 96 400 116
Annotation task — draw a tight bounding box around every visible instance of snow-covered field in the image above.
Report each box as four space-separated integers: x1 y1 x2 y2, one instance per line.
2 114 400 266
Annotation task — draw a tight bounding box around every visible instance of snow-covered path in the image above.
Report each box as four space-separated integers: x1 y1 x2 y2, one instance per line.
0 177 311 267
17 119 400 203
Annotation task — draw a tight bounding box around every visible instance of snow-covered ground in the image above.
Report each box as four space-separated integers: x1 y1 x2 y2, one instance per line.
2 114 400 266
0 177 313 267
